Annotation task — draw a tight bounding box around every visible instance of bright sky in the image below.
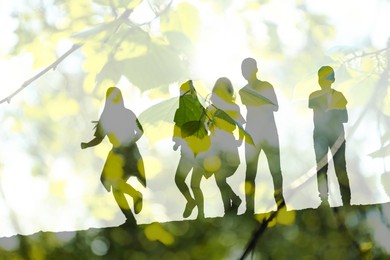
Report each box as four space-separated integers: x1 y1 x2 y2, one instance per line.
1 0 390 238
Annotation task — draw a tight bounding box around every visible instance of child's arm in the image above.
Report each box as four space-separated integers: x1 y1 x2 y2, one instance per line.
81 121 105 149
81 136 103 149
134 118 144 142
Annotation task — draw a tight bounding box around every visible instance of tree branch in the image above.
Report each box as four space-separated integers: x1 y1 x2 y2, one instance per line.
342 47 389 64
0 43 83 105
239 200 285 260
135 0 174 26
0 3 172 106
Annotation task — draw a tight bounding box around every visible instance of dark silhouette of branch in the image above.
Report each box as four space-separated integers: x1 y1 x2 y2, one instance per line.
0 43 83 105
239 200 285 260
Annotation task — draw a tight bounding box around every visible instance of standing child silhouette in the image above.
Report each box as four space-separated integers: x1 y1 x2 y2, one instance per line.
239 57 285 213
309 66 351 206
81 87 146 225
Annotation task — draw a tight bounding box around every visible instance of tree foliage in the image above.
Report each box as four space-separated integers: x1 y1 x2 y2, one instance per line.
1 0 390 259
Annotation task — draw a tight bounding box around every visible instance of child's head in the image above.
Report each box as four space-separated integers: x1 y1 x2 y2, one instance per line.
105 86 124 107
212 77 234 103
318 66 335 89
241 57 258 81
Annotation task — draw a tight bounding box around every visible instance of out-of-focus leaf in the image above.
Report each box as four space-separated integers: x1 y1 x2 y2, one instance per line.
381 131 390 143
361 56 377 72
121 45 189 90
164 31 194 56
369 144 390 158
160 2 200 41
137 97 177 144
144 223 175 245
138 97 178 125
342 73 379 107
264 21 282 53
96 58 123 86
381 88 390 116
239 86 275 107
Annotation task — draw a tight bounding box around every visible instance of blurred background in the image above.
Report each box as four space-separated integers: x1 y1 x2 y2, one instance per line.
1 0 390 258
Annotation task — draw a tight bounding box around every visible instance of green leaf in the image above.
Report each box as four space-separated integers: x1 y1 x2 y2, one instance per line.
174 96 205 126
213 109 254 145
181 120 207 138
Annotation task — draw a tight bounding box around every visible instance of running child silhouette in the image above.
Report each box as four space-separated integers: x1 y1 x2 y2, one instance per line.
81 87 146 225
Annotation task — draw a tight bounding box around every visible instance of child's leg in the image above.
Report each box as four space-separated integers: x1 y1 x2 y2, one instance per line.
214 173 231 213
113 189 137 224
117 180 143 214
175 156 195 203
191 166 204 219
215 165 241 214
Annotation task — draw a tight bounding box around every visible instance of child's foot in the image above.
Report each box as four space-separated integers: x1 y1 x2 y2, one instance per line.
133 191 143 214
230 195 242 215
196 211 205 220
183 199 196 218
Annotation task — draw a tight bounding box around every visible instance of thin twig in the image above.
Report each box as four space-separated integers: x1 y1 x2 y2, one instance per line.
0 43 83 105
136 0 174 26
342 47 389 64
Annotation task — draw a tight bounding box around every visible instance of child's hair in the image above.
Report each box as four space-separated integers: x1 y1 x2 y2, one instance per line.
104 86 124 107
318 66 335 81
212 77 235 102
